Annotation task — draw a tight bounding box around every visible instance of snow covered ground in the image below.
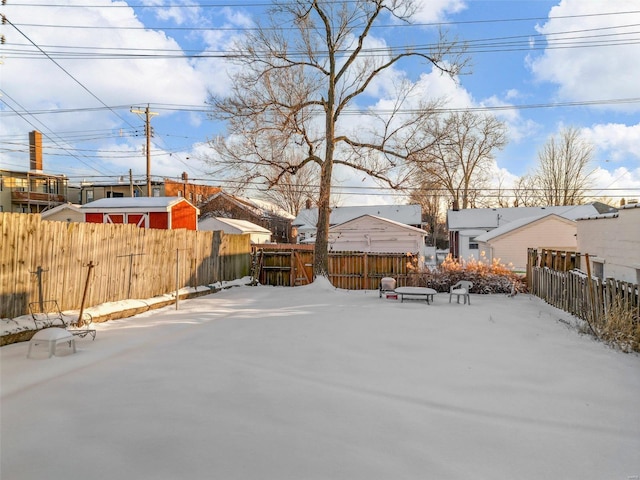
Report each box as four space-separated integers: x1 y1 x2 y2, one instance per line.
2 278 639 480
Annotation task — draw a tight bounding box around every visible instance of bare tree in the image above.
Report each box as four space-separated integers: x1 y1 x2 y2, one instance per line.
512 174 542 207
411 111 507 210
532 127 594 206
408 179 446 247
258 162 319 217
206 0 466 275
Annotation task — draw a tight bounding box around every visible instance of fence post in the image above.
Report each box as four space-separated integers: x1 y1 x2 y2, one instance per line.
363 253 368 290
583 254 599 338
78 261 95 326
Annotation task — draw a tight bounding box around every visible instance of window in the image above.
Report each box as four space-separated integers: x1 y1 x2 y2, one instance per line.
152 187 161 197
107 191 124 198
31 178 43 193
9 177 28 191
469 237 479 250
592 261 604 280
86 190 94 202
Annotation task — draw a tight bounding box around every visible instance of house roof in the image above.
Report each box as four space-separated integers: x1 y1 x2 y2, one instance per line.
575 201 640 220
330 214 427 235
199 217 272 234
80 197 197 212
203 192 294 220
447 203 616 230
474 214 574 242
293 204 422 229
41 202 82 218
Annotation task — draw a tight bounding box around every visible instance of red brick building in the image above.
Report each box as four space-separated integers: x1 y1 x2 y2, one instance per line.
163 173 221 207
199 192 294 243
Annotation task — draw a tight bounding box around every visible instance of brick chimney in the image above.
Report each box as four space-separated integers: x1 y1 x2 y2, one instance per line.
29 130 43 171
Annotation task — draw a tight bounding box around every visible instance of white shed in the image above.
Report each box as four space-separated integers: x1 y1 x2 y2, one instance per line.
199 217 272 244
328 215 427 255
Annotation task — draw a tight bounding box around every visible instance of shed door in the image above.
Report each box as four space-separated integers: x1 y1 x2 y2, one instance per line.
105 213 124 224
127 214 147 228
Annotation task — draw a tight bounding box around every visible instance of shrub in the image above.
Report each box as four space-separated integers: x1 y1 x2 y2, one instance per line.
588 300 640 353
409 254 527 295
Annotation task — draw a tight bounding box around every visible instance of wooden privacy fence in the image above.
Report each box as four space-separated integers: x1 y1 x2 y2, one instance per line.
0 213 251 319
252 245 418 290
328 252 417 290
526 248 582 287
529 268 639 322
527 247 639 322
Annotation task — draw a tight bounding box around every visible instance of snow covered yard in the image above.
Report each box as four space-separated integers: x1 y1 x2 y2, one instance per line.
2 279 639 480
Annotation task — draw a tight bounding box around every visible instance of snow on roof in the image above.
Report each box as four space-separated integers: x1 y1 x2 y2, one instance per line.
474 214 574 242
293 204 422 229
447 204 611 230
80 197 190 210
199 217 271 234
330 214 427 235
247 197 295 219
204 192 294 220
574 202 639 220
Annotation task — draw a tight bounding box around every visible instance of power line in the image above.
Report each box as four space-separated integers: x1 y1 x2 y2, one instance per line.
3 17 138 130
0 89 118 176
2 97 639 119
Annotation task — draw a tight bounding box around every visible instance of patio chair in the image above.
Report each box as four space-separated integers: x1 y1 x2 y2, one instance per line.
379 277 397 298
449 281 473 305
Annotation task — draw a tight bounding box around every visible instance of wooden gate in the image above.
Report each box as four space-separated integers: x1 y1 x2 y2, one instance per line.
252 245 314 287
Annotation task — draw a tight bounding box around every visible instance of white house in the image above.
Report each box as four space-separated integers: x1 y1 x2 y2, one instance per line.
576 203 640 284
475 214 579 272
328 214 428 257
41 203 84 223
447 202 617 263
199 217 273 244
293 204 422 243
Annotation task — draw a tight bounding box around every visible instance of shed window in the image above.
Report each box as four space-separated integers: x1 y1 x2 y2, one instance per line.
469 237 479 250
592 261 604 280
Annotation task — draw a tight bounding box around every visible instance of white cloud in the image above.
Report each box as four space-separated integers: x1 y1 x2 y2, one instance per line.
412 0 467 23
529 0 640 111
590 166 640 202
2 2 207 114
580 122 640 164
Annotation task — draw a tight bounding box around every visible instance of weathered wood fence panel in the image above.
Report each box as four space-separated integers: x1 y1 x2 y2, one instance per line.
252 246 418 290
252 244 314 287
0 213 251 318
328 252 416 290
529 261 639 323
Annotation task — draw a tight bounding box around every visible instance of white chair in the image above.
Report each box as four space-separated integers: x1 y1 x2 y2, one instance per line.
379 277 396 298
449 281 473 305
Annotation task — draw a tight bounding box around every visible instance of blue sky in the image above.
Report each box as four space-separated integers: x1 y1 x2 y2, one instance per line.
1 0 639 207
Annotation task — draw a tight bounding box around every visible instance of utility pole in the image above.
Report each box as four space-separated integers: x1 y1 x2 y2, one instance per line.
130 105 158 197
